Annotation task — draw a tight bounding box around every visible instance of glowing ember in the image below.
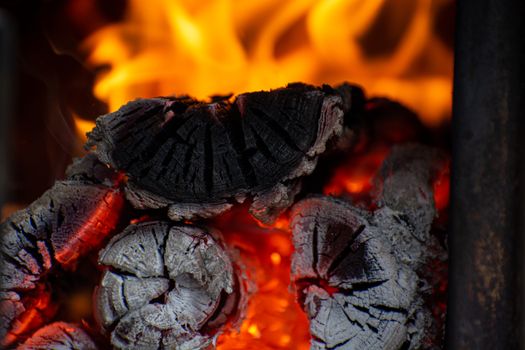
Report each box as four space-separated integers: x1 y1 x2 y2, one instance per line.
1 287 57 348
3 1 454 345
433 158 450 212
212 208 310 350
324 146 390 200
54 189 125 268
270 252 282 266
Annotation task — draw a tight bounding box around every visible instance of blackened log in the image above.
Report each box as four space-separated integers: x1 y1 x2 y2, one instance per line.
333 83 365 121
291 198 435 350
86 83 347 223
16 322 97 350
2 182 123 271
0 155 125 346
290 145 446 350
94 221 244 350
1 155 125 276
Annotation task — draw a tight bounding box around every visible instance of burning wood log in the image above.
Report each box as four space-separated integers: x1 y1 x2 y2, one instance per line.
85 83 351 224
94 221 245 350
1 81 448 349
16 322 96 350
0 155 126 346
290 145 447 350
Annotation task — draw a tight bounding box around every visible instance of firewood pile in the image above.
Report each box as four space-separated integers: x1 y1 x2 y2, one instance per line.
1 83 448 350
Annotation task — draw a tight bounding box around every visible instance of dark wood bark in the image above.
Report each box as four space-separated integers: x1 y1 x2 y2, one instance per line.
290 145 446 350
94 221 244 350
16 322 97 350
0 155 125 347
86 83 347 223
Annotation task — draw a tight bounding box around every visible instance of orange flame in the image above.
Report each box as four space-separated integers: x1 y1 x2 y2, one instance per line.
73 115 95 143
79 0 453 130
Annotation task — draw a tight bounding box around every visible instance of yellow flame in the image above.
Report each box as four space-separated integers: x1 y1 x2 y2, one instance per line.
81 0 453 126
73 116 95 143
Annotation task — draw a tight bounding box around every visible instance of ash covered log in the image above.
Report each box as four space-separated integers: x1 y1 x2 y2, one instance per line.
94 221 245 350
86 83 354 223
373 144 444 238
16 322 96 350
0 155 126 346
290 145 447 350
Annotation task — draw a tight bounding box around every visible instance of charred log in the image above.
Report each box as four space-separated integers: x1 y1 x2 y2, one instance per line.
373 144 445 239
16 322 96 350
290 145 447 350
94 221 244 350
1 81 449 349
0 155 126 346
86 83 351 223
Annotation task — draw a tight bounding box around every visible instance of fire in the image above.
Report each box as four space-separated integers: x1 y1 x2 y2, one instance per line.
247 324 261 338
324 144 451 211
78 0 453 132
270 252 282 265
68 1 453 347
212 207 310 350
324 145 390 200
73 115 95 143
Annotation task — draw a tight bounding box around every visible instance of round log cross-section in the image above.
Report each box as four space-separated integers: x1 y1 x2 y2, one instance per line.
94 221 243 350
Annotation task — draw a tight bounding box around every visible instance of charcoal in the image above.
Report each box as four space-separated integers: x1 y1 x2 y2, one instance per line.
86 83 349 223
0 156 125 346
94 221 244 350
16 322 97 350
373 144 446 239
290 145 447 350
1 81 449 350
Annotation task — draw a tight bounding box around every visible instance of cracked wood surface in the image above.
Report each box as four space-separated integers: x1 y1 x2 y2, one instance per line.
86 83 346 223
16 322 96 350
291 145 446 350
94 221 243 350
0 81 448 349
0 155 125 347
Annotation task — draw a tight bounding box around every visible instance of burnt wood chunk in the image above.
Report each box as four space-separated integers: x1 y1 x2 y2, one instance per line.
0 287 55 348
86 83 345 223
373 144 445 239
94 221 243 350
16 322 97 350
0 156 125 346
290 145 446 350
